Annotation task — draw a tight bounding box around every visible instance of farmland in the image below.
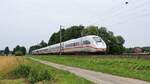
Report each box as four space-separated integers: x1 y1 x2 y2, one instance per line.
0 56 26 84
0 56 92 84
33 55 150 82
0 56 20 77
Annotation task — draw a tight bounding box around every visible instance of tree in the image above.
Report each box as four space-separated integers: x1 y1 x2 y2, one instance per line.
15 45 21 52
48 25 84 45
82 26 99 36
40 40 48 48
20 46 27 55
63 25 84 41
12 45 27 56
4 46 10 56
116 36 125 45
48 33 59 45
29 40 47 54
12 48 16 54
29 45 41 54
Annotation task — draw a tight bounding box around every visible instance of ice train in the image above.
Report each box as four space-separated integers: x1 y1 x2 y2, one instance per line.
32 35 107 55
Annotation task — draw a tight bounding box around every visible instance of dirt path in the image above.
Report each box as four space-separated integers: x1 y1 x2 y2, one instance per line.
29 57 150 84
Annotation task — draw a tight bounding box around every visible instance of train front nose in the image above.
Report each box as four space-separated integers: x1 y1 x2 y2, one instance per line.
96 42 106 48
92 36 107 52
96 42 107 52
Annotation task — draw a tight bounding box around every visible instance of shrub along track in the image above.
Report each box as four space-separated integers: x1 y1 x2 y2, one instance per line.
29 57 150 84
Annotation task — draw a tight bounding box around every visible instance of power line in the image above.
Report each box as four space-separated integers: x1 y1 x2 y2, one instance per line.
59 25 62 55
107 12 150 28
109 0 150 19
99 0 150 27
100 0 150 23
91 0 150 29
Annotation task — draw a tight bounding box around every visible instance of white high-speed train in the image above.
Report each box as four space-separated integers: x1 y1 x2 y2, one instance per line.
32 35 107 55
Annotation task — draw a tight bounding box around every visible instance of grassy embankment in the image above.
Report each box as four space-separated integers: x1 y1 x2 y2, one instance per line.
33 55 150 82
0 56 93 84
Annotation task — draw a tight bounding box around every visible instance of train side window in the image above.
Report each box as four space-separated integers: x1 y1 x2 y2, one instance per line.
83 40 91 45
93 37 102 42
65 42 80 47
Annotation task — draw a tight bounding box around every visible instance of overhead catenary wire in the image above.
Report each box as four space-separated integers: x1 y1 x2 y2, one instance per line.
111 0 150 16
99 0 150 27
87 0 150 29
109 12 150 27
108 7 150 27
108 0 150 20
99 0 150 21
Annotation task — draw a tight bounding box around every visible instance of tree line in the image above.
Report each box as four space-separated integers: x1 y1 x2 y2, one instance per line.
29 40 48 54
0 45 26 56
29 25 125 54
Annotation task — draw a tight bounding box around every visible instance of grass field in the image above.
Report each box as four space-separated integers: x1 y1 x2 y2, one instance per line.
33 55 150 82
0 56 93 84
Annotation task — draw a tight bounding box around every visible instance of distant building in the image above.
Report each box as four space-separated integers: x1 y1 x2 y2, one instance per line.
133 47 143 53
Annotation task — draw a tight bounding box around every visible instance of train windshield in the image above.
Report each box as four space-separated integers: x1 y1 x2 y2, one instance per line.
93 37 102 42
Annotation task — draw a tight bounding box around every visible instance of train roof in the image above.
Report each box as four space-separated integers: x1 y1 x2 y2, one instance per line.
33 46 49 52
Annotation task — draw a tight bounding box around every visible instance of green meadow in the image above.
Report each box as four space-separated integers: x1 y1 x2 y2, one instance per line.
33 55 150 82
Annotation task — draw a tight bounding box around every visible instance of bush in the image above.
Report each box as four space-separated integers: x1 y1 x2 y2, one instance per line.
28 68 52 84
10 64 31 78
15 51 24 56
41 69 52 80
9 64 52 84
28 68 39 84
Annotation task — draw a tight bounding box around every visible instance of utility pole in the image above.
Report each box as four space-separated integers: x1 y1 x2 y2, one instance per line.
81 32 83 54
96 26 99 36
60 25 62 55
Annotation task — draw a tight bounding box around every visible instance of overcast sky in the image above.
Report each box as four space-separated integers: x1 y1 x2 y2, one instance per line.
0 0 150 50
